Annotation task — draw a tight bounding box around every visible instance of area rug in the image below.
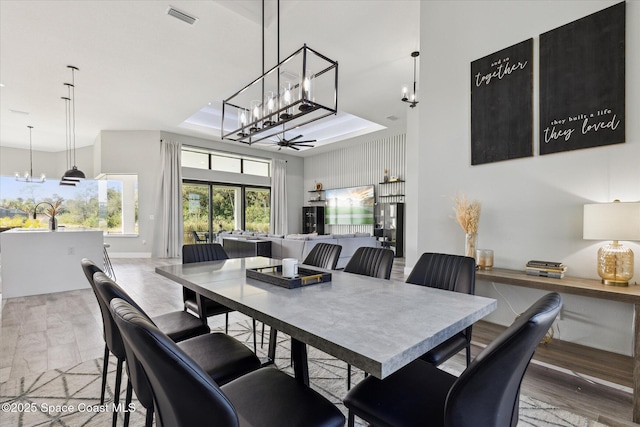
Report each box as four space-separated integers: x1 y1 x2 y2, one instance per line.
0 320 610 426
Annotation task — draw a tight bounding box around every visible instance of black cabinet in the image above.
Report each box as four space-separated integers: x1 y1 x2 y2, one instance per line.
302 206 325 234
375 202 404 257
222 238 272 258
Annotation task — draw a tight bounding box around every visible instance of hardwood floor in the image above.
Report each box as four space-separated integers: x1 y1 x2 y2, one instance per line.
0 256 637 426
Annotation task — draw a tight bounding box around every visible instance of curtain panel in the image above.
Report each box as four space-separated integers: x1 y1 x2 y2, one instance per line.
270 159 288 236
153 139 183 258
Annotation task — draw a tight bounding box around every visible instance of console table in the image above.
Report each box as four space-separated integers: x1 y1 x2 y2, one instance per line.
476 268 640 423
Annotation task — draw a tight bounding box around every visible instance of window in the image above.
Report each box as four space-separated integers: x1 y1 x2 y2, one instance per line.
211 154 241 173
182 150 209 169
181 147 270 177
243 159 270 177
0 175 138 235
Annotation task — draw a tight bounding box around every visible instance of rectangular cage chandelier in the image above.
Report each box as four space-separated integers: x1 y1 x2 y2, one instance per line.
222 44 338 145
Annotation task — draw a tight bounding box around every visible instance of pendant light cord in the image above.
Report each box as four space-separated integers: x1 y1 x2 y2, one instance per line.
71 67 77 167
28 126 34 178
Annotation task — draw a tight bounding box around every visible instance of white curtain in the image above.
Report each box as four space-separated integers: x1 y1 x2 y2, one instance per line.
270 159 288 235
153 139 183 258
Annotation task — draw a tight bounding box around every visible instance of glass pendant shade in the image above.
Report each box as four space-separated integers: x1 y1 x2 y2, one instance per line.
583 200 640 286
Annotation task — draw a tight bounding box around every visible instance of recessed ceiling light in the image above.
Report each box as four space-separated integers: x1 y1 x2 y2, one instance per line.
0 83 5 88
386 115 399 121
9 109 29 115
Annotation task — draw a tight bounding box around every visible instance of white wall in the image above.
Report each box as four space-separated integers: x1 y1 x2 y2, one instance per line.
95 131 161 256
409 0 639 355
1 145 93 181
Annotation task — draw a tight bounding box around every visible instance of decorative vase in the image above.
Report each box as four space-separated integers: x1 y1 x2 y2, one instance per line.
465 233 476 258
49 216 57 231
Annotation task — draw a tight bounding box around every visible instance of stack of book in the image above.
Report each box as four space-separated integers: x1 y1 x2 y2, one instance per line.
525 260 567 279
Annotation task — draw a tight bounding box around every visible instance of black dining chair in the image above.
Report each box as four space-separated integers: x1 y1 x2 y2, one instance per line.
110 297 346 427
303 243 343 270
92 270 262 427
344 292 562 427
81 259 209 426
343 246 394 279
182 243 260 353
342 246 394 389
191 230 208 243
406 252 476 367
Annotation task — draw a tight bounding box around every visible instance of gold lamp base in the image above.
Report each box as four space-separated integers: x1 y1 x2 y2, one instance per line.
597 241 633 286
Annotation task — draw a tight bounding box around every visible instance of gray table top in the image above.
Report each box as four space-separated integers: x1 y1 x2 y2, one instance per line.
156 257 497 378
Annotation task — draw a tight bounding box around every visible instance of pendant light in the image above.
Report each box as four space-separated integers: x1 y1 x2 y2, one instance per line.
401 51 420 108
15 125 46 183
61 65 85 184
221 0 338 145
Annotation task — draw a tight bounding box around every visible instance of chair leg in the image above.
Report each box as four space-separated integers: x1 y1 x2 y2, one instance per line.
466 343 471 367
347 364 351 390
348 410 355 427
225 312 229 334
123 379 133 427
261 322 265 348
252 319 257 354
145 407 154 427
112 358 124 427
100 344 109 405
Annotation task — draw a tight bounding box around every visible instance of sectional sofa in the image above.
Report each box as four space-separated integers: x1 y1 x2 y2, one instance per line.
217 231 377 269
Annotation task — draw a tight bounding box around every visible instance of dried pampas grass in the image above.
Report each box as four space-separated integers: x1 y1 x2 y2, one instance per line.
452 193 481 234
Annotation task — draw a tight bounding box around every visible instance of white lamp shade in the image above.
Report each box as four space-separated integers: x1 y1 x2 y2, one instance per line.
583 202 640 241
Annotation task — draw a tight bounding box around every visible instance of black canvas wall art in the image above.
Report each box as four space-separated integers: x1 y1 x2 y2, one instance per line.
471 38 533 165
539 2 625 155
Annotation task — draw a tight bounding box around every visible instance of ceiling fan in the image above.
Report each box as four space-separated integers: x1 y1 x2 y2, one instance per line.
275 133 316 151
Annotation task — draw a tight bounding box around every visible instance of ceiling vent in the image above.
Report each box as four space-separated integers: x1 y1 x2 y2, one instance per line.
386 115 399 121
166 6 198 25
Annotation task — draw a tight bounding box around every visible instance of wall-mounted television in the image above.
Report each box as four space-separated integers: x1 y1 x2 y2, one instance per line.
325 185 375 225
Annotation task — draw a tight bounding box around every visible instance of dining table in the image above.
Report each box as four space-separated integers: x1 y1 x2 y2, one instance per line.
155 256 497 385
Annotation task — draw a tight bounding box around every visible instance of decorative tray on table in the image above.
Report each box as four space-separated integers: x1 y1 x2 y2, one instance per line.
246 265 332 289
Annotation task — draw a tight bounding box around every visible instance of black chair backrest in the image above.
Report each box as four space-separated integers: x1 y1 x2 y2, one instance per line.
445 292 562 427
343 247 394 279
183 243 229 264
303 243 343 270
81 259 126 359
406 253 475 295
110 298 239 427
92 271 155 410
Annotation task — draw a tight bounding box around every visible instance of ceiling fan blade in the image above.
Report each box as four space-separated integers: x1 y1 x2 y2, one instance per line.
288 134 303 142
290 145 300 151
296 144 315 148
292 140 316 144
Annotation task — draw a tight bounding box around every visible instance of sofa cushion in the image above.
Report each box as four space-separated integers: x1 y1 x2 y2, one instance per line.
331 233 355 238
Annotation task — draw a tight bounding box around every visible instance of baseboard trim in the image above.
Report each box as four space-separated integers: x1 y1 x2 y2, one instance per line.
110 252 152 258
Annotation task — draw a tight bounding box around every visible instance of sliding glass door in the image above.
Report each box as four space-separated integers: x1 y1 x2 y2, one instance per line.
183 182 210 244
245 187 270 233
183 181 270 243
212 185 241 232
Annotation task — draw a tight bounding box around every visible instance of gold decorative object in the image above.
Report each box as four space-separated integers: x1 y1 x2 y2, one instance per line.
583 200 640 286
315 182 323 191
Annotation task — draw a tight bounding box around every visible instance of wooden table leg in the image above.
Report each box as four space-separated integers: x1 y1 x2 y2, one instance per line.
633 304 639 423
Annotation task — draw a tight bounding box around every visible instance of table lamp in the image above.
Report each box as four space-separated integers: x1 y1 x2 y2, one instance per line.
583 200 640 286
